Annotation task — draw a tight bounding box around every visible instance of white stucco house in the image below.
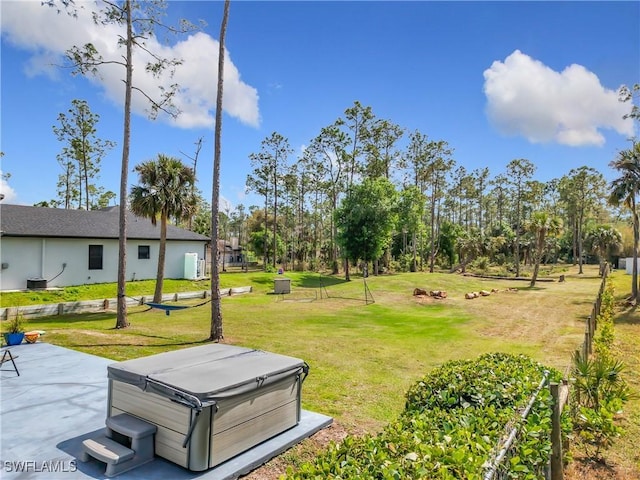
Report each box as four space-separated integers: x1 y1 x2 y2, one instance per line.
0 205 210 291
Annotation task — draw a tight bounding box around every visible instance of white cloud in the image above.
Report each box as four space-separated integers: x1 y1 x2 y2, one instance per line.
0 171 17 203
483 50 633 146
1 1 260 128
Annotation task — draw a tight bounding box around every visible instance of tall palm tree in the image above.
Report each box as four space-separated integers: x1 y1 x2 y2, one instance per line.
585 225 623 277
609 143 640 302
527 211 562 288
130 154 196 303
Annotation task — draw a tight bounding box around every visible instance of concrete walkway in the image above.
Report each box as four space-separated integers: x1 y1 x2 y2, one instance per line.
0 342 332 479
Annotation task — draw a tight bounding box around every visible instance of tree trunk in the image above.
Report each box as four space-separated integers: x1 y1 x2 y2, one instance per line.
65 164 71 209
331 195 339 275
577 212 584 274
530 234 544 288
153 213 167 303
115 0 133 329
209 0 230 342
82 128 90 210
429 179 437 273
632 202 638 301
572 220 578 266
77 157 83 210
273 169 278 268
263 199 268 268
411 232 417 272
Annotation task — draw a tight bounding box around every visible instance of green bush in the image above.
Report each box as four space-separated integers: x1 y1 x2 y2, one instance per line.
469 256 490 273
571 281 632 462
575 403 623 461
593 284 615 361
286 353 564 480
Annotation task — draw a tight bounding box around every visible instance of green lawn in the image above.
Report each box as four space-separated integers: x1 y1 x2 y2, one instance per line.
4 266 608 434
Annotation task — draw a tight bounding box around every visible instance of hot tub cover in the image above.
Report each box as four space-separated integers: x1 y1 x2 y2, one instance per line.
108 344 308 407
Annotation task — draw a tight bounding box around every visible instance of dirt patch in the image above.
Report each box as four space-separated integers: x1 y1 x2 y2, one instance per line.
66 329 114 338
241 423 351 479
413 294 437 304
565 455 638 480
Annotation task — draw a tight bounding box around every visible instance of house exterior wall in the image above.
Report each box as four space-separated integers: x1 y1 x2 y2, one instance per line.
0 237 207 291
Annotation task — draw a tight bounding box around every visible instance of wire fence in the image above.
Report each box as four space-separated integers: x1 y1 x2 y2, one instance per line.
483 265 609 480
483 371 551 480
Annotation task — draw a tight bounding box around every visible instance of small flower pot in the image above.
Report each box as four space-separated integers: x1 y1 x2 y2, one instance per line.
3 332 25 346
24 331 41 344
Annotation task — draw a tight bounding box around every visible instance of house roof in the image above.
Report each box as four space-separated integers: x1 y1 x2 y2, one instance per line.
0 204 210 242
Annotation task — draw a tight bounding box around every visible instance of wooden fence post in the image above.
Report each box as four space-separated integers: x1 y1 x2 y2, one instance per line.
550 382 567 480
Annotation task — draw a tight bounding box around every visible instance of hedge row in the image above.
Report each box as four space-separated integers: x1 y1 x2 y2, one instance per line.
286 352 566 480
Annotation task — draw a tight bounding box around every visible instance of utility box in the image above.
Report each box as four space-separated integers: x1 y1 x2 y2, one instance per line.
274 277 291 294
184 253 198 280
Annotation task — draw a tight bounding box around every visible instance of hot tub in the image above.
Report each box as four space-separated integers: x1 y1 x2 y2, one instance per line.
107 344 308 471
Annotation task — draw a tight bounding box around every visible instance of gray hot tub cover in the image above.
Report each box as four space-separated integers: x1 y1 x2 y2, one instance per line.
108 344 308 408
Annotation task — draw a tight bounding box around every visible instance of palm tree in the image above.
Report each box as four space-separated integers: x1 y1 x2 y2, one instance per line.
526 211 562 288
130 154 196 303
609 143 640 302
585 225 623 276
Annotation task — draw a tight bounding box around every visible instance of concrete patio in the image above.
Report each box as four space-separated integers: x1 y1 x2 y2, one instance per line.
0 342 332 479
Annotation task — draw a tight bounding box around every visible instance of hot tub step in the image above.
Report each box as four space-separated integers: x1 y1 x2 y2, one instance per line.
107 413 157 439
81 436 134 465
81 434 156 477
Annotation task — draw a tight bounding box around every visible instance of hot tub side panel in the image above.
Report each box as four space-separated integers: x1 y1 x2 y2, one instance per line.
108 379 212 471
208 374 301 467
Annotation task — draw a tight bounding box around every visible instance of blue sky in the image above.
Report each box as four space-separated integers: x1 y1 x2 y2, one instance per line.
1 1 638 209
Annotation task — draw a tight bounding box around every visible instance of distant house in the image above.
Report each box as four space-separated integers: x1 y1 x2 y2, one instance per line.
0 205 209 291
209 237 245 270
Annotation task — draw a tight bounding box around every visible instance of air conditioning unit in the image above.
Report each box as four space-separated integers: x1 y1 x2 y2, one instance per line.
27 278 47 289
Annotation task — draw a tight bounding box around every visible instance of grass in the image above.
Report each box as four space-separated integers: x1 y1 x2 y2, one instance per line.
2 265 637 477
2 265 606 429
0 278 218 307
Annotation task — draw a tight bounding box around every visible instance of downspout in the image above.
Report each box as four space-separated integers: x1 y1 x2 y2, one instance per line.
41 238 46 279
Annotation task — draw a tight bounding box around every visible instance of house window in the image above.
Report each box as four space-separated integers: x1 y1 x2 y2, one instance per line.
138 245 150 260
88 245 103 270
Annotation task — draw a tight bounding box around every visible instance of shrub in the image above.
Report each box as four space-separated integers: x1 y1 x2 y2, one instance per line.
286 353 564 479
469 256 490 273
593 285 615 361
571 281 632 462
3 313 24 334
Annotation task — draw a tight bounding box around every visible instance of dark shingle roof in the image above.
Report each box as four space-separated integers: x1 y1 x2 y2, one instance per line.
0 204 209 241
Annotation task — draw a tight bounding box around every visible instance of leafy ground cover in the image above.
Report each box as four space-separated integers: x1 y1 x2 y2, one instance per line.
286 353 562 479
2 265 637 478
